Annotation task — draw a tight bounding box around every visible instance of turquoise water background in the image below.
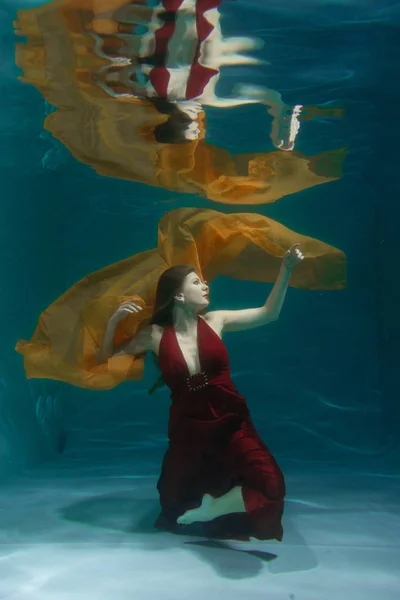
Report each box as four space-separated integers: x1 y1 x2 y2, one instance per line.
0 0 398 481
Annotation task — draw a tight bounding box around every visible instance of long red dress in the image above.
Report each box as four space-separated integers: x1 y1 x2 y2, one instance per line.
154 316 286 541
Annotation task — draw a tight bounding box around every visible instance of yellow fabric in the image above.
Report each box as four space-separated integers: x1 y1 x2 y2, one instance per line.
15 0 346 205
16 208 346 390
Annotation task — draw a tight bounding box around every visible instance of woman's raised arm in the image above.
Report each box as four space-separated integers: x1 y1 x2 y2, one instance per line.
97 300 152 363
207 244 304 333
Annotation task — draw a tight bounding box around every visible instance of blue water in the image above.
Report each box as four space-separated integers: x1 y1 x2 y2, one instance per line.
0 0 399 597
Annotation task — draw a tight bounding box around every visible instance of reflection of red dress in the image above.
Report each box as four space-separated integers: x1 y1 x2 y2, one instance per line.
154 317 286 541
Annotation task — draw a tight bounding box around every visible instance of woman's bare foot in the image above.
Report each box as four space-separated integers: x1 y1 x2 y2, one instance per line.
177 494 217 525
177 487 246 525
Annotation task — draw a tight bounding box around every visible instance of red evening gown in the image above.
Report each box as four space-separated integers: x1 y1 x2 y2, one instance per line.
154 316 286 541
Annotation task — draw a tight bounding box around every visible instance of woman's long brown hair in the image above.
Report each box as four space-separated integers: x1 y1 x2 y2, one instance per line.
150 264 196 327
148 264 196 394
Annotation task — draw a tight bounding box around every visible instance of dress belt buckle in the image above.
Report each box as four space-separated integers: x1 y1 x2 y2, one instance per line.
186 370 209 391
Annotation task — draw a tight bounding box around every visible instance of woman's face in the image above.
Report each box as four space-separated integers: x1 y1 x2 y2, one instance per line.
178 271 209 310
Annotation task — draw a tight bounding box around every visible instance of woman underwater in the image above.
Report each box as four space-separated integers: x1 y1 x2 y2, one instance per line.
97 243 304 541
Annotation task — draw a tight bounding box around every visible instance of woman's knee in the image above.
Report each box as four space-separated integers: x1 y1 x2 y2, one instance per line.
246 458 286 500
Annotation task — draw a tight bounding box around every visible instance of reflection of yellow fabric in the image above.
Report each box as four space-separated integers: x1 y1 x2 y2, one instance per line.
15 0 346 205
14 0 143 36
16 208 346 390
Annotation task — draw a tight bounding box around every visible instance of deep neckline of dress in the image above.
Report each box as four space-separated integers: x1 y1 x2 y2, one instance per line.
172 316 203 378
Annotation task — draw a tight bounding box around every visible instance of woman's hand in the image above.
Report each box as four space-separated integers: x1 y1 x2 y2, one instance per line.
283 243 304 270
111 301 143 324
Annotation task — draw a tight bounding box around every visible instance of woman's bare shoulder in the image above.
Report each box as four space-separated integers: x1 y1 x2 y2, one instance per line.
140 323 163 338
203 311 223 324
150 323 163 340
122 323 163 355
145 323 164 353
202 312 224 337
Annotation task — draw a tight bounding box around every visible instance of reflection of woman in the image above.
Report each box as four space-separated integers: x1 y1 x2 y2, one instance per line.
39 90 347 204
15 0 346 203
97 245 303 540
